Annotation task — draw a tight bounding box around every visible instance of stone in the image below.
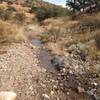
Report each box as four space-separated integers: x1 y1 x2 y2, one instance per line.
53 85 58 90
42 94 50 100
91 82 98 86
51 55 64 70
86 90 94 96
77 86 85 93
0 91 17 100
50 91 54 95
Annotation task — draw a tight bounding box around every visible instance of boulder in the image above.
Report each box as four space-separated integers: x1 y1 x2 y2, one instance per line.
0 91 17 100
51 55 64 70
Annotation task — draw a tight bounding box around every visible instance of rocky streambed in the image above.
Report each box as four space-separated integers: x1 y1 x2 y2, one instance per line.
0 37 99 100
47 40 100 100
31 37 100 100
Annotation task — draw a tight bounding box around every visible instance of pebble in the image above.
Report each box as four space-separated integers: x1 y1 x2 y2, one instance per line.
77 86 85 93
67 92 70 95
51 91 54 95
62 68 66 73
42 94 50 100
91 82 98 86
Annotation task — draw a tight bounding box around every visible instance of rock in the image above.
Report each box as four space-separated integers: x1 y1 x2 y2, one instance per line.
85 90 99 100
50 91 54 95
95 96 100 100
77 86 85 93
53 85 58 90
77 42 87 51
86 90 94 96
42 94 50 100
68 44 77 53
0 91 17 100
91 95 100 100
91 82 98 86
62 68 66 73
51 55 64 70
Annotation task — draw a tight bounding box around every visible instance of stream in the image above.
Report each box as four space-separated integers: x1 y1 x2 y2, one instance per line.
32 39 55 72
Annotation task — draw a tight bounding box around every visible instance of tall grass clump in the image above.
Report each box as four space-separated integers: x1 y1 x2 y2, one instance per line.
42 27 66 42
0 20 25 43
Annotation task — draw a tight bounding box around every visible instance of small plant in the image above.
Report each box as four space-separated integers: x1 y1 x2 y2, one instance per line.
14 12 25 23
0 8 4 19
0 8 13 21
0 0 3 3
7 1 13 5
7 6 16 12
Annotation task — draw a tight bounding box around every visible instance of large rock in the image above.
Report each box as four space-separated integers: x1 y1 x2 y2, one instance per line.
0 91 17 100
51 55 65 70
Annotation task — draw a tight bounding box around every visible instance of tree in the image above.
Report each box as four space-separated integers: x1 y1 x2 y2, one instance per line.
66 0 100 13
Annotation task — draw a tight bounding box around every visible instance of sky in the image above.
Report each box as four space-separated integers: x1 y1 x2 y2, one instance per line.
43 0 66 7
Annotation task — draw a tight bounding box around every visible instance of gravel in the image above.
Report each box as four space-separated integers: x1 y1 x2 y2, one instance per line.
0 42 55 100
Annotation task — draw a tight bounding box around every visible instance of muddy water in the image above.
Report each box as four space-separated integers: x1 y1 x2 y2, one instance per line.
32 39 55 72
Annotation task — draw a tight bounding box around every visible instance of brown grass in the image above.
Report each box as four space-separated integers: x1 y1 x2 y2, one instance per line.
0 20 25 43
95 33 100 50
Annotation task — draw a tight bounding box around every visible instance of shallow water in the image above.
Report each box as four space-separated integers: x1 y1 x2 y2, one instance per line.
32 39 43 47
32 39 55 72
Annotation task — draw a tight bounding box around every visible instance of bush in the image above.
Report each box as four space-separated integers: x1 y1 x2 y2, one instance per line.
14 12 25 23
31 7 70 21
0 0 3 3
7 6 16 12
0 8 13 20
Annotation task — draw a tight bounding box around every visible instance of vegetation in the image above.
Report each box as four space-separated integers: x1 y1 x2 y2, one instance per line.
31 6 70 21
0 20 25 43
0 7 15 20
14 12 25 23
0 0 3 3
42 27 66 42
7 6 16 12
66 0 100 13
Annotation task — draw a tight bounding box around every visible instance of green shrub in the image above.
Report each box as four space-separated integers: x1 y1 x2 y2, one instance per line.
7 6 16 12
31 7 70 21
0 8 13 20
0 8 4 19
14 12 25 23
7 1 13 5
0 0 3 3
3 11 12 20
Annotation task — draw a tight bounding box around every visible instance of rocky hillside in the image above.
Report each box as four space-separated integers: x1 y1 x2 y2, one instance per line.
0 0 99 100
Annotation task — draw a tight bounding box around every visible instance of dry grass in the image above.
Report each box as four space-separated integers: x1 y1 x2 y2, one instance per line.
95 33 100 50
0 20 25 43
